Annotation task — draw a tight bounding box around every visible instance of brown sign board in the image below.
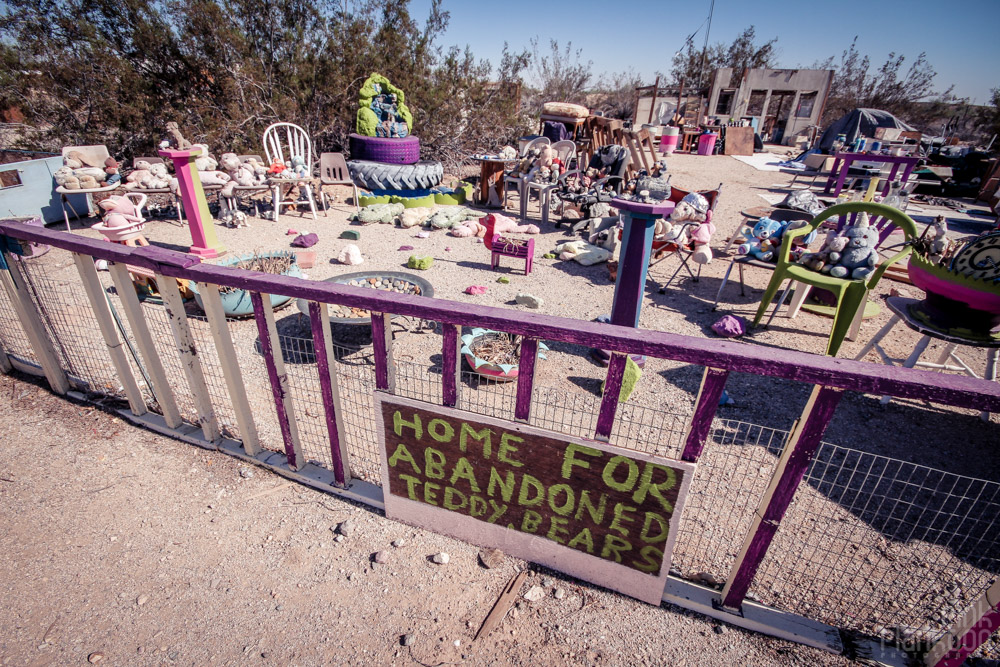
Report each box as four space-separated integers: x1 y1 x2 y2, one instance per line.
376 394 695 605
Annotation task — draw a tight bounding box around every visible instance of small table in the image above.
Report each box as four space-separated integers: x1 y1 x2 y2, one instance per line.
470 156 516 208
854 296 999 420
823 152 920 199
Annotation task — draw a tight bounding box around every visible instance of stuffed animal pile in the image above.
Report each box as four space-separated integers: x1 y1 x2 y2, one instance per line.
666 192 716 264
797 213 880 279
54 150 114 190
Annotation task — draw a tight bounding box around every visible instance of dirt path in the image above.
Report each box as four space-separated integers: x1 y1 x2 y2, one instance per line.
0 372 849 666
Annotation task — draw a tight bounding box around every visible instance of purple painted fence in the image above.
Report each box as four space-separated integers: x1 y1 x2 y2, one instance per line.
1 220 998 662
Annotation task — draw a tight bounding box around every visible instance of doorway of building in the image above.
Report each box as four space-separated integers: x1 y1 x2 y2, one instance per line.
763 91 796 144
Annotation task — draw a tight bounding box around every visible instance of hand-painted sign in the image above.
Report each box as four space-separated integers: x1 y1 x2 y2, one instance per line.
376 394 695 604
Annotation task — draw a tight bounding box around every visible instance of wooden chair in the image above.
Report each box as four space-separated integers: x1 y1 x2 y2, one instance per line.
318 152 359 215
263 122 318 220
752 202 918 357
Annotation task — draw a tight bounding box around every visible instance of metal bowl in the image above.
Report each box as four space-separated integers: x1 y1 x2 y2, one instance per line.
296 271 434 326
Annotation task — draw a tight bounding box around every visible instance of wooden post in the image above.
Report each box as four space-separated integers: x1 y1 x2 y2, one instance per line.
594 352 628 441
514 337 539 422
647 76 659 124
370 312 395 392
0 337 10 373
308 301 350 486
441 323 461 408
681 367 729 462
720 385 844 610
108 263 182 427
72 253 146 416
157 272 220 443
925 580 1000 667
0 249 68 394
250 291 303 469
197 281 261 454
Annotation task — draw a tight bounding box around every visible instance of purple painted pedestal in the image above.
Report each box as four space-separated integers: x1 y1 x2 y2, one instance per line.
592 199 675 367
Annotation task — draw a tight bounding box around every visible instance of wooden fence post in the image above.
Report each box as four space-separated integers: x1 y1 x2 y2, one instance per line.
157 272 220 443
251 291 303 469
514 338 539 422
0 249 68 394
72 253 147 416
925 580 1000 667
681 367 729 462
308 301 350 486
108 263 183 428
197 282 261 454
594 353 628 441
370 312 395 392
441 323 461 408
0 331 11 374
720 385 843 610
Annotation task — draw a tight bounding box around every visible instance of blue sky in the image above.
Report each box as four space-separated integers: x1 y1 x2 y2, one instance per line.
408 0 999 104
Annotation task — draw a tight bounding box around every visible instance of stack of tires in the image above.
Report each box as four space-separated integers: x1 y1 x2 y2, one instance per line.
347 133 447 208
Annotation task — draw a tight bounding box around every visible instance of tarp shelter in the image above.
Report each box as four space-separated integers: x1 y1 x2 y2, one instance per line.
818 108 915 151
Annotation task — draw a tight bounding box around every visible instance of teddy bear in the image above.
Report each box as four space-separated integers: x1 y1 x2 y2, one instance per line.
53 166 81 190
103 157 121 186
149 163 172 188
737 217 788 262
923 216 952 265
798 231 849 273
125 160 153 190
450 218 487 237
244 157 269 181
289 155 309 179
668 192 715 264
76 172 101 189
219 153 252 199
192 144 217 172
828 213 880 280
63 150 98 170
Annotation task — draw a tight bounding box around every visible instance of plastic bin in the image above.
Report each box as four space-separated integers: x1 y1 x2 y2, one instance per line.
660 126 680 155
697 132 718 156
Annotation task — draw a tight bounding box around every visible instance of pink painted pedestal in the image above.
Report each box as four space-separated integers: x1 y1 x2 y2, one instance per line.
159 147 226 258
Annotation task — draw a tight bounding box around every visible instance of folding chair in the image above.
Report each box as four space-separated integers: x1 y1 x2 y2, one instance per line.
650 184 722 293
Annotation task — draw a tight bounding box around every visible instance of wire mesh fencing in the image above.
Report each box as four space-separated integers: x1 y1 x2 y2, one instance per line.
751 441 1000 656
0 261 37 365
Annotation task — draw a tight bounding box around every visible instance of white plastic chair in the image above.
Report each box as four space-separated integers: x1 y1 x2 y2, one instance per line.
504 136 550 220
262 122 318 220
525 139 577 224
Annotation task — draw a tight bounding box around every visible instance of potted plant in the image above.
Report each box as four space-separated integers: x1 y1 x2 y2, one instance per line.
460 328 547 382
189 250 302 317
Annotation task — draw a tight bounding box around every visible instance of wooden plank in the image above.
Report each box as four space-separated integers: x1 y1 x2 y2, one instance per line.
197 281 261 454
441 323 460 408
0 335 11 373
594 352 627 440
514 337 538 422
0 221 998 412
72 253 147 415
723 126 754 156
157 272 220 443
475 571 528 641
0 250 68 393
680 367 729 462
250 291 303 469
721 385 844 610
925 579 1000 667
108 263 182 427
308 301 350 486
370 311 395 392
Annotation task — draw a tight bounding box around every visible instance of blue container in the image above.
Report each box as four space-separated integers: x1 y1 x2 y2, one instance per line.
871 141 882 153
189 252 302 318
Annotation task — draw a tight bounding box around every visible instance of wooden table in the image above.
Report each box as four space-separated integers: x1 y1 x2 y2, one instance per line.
823 152 920 199
470 156 516 208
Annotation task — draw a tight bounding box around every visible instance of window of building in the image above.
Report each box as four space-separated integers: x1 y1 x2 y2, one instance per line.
796 92 818 118
747 90 767 116
715 90 735 116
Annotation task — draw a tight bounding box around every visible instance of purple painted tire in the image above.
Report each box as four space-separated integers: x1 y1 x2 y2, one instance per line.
349 134 421 165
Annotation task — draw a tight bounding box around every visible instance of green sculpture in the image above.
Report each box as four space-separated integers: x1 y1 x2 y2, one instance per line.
356 73 413 137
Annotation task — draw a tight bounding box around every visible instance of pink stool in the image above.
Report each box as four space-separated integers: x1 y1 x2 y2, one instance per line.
491 236 534 274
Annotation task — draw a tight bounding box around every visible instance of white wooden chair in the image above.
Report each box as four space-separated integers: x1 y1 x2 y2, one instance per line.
262 122 318 220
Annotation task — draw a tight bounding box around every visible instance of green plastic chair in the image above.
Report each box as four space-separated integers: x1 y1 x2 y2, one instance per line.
752 202 918 357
